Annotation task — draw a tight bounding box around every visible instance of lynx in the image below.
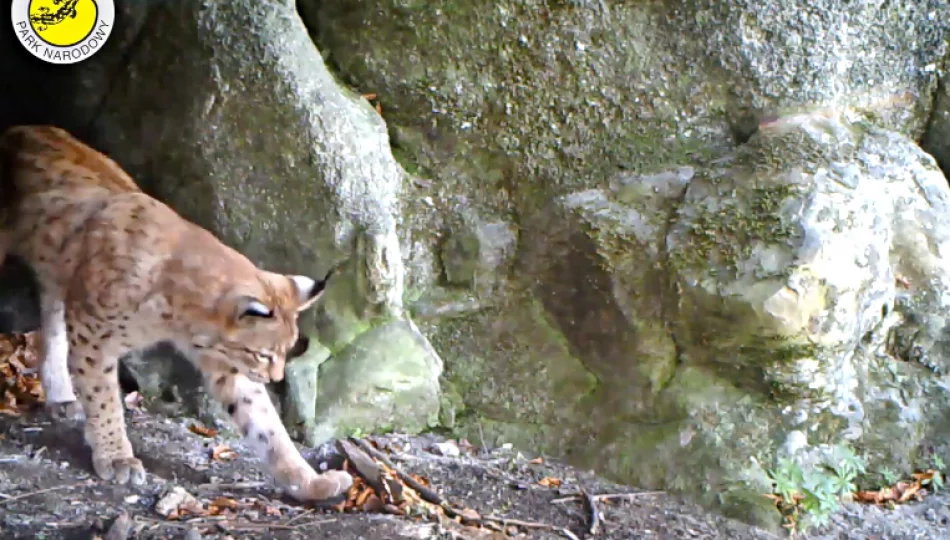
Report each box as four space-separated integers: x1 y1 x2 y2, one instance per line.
0 125 352 501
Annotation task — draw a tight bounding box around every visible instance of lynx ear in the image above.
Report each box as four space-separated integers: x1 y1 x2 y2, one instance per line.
290 268 333 312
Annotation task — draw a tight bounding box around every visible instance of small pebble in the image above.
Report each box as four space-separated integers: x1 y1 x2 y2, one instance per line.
429 442 460 457
123 495 140 504
184 527 202 540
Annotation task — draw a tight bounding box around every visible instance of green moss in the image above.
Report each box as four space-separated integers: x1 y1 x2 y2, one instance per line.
670 182 803 277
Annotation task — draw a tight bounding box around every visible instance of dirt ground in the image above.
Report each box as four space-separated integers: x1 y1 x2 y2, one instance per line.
1 403 949 540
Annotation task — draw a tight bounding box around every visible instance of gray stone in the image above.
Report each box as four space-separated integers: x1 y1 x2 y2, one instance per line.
441 212 517 291
304 320 442 446
281 339 331 441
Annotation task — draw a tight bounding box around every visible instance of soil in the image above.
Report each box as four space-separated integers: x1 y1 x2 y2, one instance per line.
1 405 949 540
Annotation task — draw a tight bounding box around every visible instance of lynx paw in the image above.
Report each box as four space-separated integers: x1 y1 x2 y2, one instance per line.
47 400 86 423
289 470 353 503
93 456 147 486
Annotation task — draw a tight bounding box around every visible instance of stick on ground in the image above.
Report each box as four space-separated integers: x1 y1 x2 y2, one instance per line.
349 438 579 539
551 491 665 504
483 515 581 540
0 481 92 506
581 488 602 535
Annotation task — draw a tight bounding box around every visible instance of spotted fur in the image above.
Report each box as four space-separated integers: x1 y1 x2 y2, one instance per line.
0 125 351 500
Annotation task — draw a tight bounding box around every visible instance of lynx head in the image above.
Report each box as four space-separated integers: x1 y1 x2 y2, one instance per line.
198 268 332 383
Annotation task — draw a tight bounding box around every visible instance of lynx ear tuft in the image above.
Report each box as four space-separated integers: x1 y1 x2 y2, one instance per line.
290 269 332 312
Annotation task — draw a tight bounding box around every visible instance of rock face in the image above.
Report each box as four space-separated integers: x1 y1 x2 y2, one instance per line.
302 0 950 527
2 0 950 529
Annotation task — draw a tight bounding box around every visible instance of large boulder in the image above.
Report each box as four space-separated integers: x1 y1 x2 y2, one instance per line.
304 0 950 526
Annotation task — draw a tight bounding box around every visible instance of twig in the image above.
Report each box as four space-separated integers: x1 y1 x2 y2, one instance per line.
222 518 337 531
284 508 315 526
352 438 446 508
197 481 267 491
551 491 665 504
135 515 336 532
0 481 91 505
483 515 581 540
132 516 191 530
581 488 602 536
350 437 577 539
477 422 489 455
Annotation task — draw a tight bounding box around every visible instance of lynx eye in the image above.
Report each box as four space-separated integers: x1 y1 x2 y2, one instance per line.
238 297 274 319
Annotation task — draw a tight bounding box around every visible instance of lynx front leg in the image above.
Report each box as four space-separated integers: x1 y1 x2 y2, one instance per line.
38 293 84 422
66 320 145 485
200 358 352 501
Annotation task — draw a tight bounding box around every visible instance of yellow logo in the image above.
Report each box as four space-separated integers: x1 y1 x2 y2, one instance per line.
29 0 98 48
11 0 114 64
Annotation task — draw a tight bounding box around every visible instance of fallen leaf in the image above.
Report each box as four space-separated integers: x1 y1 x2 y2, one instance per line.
538 477 562 488
458 507 481 521
123 391 144 410
210 444 237 461
898 482 921 503
189 424 217 438
211 497 239 509
355 486 374 507
529 457 544 465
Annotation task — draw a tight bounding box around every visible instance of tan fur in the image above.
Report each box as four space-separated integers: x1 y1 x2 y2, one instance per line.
0 125 351 500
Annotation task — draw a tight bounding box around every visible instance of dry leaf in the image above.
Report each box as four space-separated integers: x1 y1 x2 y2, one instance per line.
189 424 217 438
458 507 481 521
123 391 144 410
211 497 239 509
538 477 562 488
355 486 374 507
210 444 237 461
529 457 544 465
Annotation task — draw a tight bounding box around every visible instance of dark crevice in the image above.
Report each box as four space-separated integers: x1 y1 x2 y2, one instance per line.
921 79 949 178
83 2 157 138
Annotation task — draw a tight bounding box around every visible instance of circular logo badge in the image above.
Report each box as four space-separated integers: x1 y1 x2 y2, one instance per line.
11 0 115 64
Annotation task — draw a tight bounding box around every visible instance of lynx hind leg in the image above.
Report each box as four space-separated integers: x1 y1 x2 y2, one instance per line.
200 359 352 501
67 319 145 485
38 294 84 422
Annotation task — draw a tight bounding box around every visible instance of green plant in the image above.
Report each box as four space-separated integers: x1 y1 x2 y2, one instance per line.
825 445 866 496
924 454 945 493
767 445 867 534
879 466 898 485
